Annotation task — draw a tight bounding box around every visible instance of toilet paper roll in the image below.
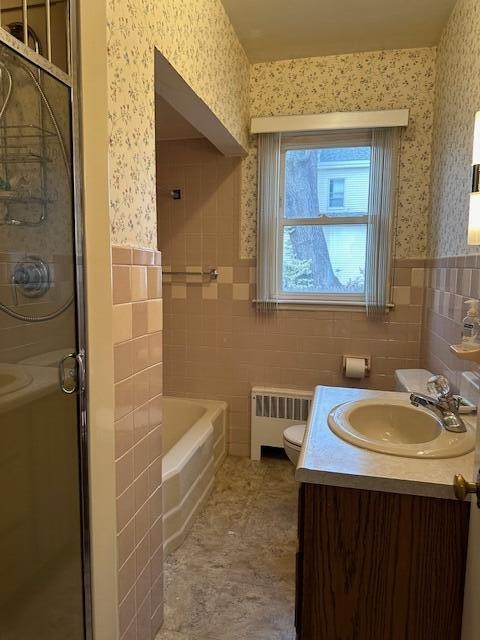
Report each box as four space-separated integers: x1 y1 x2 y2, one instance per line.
345 357 366 379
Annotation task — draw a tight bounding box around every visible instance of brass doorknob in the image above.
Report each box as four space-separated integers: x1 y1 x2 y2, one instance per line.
453 474 479 501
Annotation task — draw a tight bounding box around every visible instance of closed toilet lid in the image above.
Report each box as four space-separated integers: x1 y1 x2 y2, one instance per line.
283 424 306 447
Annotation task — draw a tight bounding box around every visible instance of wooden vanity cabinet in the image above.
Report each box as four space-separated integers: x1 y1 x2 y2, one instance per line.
295 483 470 640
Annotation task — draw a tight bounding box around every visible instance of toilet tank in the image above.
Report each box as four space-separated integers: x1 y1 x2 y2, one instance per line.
394 369 433 393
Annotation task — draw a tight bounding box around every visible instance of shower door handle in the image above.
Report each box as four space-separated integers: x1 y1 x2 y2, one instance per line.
59 351 85 395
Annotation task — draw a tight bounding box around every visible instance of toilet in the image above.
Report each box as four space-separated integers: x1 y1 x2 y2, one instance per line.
283 369 434 466
394 368 433 394
283 423 306 465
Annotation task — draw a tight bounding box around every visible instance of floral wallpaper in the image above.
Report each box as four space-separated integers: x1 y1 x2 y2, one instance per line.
107 0 156 249
155 0 250 152
429 0 480 258
107 0 250 249
241 47 437 259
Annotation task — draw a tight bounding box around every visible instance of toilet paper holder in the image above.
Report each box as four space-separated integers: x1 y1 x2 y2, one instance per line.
342 355 371 377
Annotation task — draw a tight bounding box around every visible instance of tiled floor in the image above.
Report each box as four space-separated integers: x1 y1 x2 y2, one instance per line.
156 455 298 640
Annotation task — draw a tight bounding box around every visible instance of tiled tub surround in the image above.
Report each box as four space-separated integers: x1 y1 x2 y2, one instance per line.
157 138 425 456
112 246 164 640
422 255 480 391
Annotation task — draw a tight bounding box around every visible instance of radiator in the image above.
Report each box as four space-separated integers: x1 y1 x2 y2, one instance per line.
250 387 313 460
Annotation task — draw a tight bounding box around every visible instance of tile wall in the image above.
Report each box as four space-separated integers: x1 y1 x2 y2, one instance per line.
157 138 425 456
422 255 480 391
112 246 164 640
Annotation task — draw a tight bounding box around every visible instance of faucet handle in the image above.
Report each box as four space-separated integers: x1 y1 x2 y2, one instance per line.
427 375 451 399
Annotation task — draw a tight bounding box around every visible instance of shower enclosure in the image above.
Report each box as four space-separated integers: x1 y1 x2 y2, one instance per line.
0 4 90 640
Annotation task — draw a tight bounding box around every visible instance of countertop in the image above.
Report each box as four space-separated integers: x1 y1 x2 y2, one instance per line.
295 385 478 500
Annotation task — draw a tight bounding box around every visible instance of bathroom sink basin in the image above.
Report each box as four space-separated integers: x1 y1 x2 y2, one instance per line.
0 364 33 396
328 399 475 458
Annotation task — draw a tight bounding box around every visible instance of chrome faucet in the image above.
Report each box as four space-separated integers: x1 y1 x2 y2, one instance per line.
410 375 466 433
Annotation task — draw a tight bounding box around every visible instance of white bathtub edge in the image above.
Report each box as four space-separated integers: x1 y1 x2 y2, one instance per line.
162 397 228 558
163 473 215 556
163 421 213 483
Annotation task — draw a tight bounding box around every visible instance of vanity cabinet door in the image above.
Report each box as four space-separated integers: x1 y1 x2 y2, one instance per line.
297 483 470 640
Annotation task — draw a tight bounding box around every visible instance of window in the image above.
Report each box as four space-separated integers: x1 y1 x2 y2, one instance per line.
256 127 399 312
328 178 345 208
278 131 372 302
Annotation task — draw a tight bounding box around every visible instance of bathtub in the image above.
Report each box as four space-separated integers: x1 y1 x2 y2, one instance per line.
162 396 227 556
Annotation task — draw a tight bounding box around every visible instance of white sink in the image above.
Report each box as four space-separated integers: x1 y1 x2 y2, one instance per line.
328 399 475 458
0 364 33 396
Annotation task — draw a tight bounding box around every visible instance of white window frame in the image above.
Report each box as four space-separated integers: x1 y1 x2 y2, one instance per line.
275 131 372 305
328 177 345 209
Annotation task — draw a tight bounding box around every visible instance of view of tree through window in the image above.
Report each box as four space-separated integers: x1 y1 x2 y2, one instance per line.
281 145 370 295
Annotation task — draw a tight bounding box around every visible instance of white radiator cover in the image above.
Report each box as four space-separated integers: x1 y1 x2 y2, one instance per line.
250 386 313 460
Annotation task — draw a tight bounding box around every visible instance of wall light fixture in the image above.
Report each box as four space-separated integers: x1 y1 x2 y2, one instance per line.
468 112 480 245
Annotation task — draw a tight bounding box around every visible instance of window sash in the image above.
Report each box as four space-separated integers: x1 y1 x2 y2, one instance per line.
275 222 368 301
278 215 368 227
277 134 370 302
279 135 371 221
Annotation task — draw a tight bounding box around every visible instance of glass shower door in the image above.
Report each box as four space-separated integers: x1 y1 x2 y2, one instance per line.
0 42 87 640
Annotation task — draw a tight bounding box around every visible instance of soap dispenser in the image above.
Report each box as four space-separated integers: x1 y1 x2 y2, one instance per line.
461 299 480 349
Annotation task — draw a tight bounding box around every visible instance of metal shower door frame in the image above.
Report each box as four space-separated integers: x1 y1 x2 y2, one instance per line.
0 3 92 639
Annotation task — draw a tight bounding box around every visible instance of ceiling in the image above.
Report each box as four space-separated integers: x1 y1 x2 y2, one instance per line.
155 94 203 141
221 0 457 63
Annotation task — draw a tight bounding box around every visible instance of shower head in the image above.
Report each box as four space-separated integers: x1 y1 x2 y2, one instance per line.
5 22 43 55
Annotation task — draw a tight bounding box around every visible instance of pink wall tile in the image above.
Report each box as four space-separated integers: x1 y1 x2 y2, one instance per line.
134 470 150 512
136 592 151 640
113 266 132 304
132 302 149 339
112 246 163 639
115 413 134 460
131 266 148 302
115 378 134 421
133 404 150 444
116 450 134 497
132 336 149 374
115 341 134 383
117 484 135 537
119 586 136 637
118 519 135 569
421 258 480 391
112 246 133 266
118 552 136 603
